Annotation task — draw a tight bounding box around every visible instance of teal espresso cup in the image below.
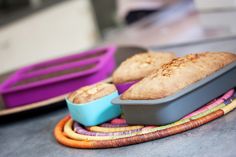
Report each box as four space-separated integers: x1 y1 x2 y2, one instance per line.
66 91 121 126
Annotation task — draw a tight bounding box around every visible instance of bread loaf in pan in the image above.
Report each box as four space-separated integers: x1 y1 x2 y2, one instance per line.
112 52 176 94
112 52 236 125
122 52 236 100
112 52 176 84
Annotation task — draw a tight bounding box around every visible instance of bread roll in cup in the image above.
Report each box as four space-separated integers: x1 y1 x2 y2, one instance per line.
66 83 121 126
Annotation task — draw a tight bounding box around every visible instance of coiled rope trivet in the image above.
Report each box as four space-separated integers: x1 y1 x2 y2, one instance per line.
54 89 236 149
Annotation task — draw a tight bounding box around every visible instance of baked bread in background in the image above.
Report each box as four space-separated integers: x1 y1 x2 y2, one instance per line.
121 52 236 100
112 52 176 84
68 83 116 104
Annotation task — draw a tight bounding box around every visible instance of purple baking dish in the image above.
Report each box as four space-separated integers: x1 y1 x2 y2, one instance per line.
0 46 116 108
115 80 139 94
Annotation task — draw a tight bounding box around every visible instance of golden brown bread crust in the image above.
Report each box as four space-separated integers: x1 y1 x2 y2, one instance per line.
112 52 176 84
121 52 236 100
68 83 116 104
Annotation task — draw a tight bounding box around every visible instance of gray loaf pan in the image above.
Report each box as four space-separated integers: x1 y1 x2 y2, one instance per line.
112 61 236 125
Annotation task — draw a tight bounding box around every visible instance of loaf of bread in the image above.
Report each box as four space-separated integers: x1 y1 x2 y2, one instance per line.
112 52 176 84
121 52 236 100
68 83 116 104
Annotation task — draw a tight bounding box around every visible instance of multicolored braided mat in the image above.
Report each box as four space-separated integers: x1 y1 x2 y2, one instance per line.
54 89 236 149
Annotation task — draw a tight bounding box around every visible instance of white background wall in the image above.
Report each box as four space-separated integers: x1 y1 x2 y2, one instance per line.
0 0 99 74
194 0 236 11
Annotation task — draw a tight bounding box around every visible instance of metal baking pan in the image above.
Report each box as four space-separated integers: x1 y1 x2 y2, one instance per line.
112 61 236 125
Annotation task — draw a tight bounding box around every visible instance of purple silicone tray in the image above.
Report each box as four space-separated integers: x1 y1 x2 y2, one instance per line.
115 80 139 94
0 46 116 108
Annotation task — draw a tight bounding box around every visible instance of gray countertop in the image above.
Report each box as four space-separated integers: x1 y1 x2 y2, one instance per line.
1 107 236 157
1 37 236 157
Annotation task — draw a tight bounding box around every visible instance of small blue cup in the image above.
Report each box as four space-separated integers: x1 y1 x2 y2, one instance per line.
66 91 121 126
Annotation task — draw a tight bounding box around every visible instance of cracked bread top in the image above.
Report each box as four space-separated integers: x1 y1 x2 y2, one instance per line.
112 52 176 84
121 52 236 100
68 83 116 104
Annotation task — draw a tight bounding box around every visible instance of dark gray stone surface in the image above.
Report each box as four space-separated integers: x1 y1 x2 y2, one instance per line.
0 107 236 157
